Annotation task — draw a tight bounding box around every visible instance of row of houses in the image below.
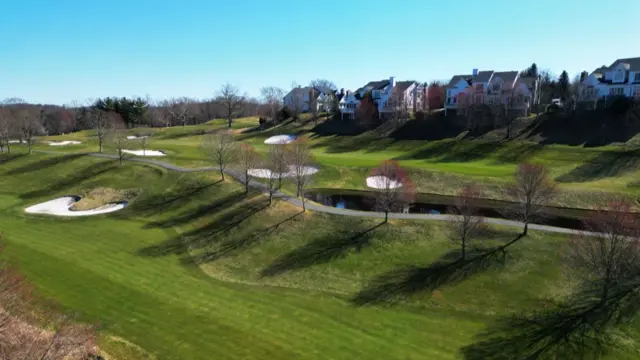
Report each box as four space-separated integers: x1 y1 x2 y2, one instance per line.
282 56 640 120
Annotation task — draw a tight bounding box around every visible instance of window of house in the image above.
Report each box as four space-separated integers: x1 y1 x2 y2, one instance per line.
453 96 458 104
491 83 501 92
635 73 640 82
614 70 624 82
609 87 625 96
524 96 530 103
634 86 640 98
475 84 483 91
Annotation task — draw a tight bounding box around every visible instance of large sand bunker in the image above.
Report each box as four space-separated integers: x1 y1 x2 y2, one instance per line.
264 135 296 145
25 196 127 217
366 176 403 189
248 165 318 178
48 141 82 146
126 135 149 140
122 149 165 156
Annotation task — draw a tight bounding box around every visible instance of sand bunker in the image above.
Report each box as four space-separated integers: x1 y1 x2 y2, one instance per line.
264 135 296 145
122 149 165 156
366 176 403 189
126 135 149 140
48 140 82 146
25 196 127 217
248 165 318 178
8 140 24 144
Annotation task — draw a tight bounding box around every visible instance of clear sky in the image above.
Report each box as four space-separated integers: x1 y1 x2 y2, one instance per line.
1 0 639 105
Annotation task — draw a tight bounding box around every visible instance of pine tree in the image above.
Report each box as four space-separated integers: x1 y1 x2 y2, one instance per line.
558 71 570 100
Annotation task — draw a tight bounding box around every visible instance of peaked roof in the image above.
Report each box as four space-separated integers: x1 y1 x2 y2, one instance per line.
473 71 494 83
446 75 473 88
492 71 519 86
610 57 640 71
356 80 390 93
518 76 537 88
395 81 418 93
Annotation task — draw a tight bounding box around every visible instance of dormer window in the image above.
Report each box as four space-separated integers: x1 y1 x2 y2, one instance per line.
635 73 640 82
492 83 501 92
614 70 624 82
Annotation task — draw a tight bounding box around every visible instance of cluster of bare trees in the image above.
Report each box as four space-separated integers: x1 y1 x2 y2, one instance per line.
0 99 47 154
201 133 316 209
0 241 97 359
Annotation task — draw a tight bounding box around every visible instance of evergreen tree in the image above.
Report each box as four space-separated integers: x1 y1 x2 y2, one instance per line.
558 71 570 99
522 63 539 78
579 71 589 82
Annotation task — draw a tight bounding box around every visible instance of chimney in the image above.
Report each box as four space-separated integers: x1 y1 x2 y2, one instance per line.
340 88 345 96
389 76 396 87
472 69 478 76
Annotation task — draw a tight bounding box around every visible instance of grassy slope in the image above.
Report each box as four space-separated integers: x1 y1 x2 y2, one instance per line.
30 115 640 209
1 153 639 359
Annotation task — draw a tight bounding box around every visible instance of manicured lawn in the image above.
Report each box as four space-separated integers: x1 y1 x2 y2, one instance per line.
1 153 639 359
29 115 640 210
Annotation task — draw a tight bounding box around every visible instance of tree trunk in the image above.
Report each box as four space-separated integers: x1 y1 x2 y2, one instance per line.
384 211 389 223
269 192 273 206
99 140 103 153
461 237 466 260
228 117 232 128
523 222 529 236
119 154 123 166
302 196 306 212
244 171 249 194
6 141 11 154
28 141 32 155
220 166 225 181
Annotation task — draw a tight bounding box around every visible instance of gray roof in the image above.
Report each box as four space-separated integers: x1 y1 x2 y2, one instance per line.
286 86 321 99
395 81 418 93
473 71 494 83
610 57 640 71
446 74 473 88
313 86 335 96
518 76 537 89
356 80 390 93
492 71 519 86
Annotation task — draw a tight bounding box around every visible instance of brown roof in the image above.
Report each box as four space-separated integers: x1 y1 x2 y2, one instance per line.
395 81 418 93
492 71 519 86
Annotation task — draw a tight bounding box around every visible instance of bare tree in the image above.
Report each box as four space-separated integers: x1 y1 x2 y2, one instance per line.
308 88 320 124
0 105 12 154
509 163 556 235
309 79 337 91
90 109 112 153
217 83 245 128
168 98 192 127
236 144 261 194
389 88 410 127
18 107 43 155
202 131 236 180
266 144 288 205
566 201 640 303
148 101 171 127
286 137 315 211
260 86 285 122
111 118 128 166
369 160 416 223
449 186 486 260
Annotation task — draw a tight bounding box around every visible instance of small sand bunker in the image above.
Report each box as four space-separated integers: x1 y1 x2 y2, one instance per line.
248 165 318 178
264 135 296 145
25 196 127 217
48 140 82 146
126 135 149 140
366 176 403 189
8 140 24 144
122 149 165 156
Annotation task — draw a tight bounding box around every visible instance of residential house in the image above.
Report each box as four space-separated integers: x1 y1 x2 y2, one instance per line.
444 69 539 116
283 86 335 113
338 77 425 119
579 57 640 107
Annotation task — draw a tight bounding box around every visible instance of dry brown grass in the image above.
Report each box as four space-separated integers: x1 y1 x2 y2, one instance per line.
71 188 140 211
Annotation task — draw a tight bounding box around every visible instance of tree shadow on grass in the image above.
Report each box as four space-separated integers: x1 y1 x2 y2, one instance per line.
19 160 118 199
260 223 384 277
191 211 304 264
0 153 27 167
556 150 640 183
136 197 270 258
124 179 221 218
351 246 506 306
143 189 250 229
461 286 640 360
5 153 86 175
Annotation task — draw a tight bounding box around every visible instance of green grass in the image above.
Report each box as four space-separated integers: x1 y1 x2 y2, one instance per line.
28 115 640 210
1 153 639 359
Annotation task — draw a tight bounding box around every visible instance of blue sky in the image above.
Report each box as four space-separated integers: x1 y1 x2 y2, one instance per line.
1 0 639 105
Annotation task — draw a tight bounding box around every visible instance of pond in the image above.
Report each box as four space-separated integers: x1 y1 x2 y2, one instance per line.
304 188 599 230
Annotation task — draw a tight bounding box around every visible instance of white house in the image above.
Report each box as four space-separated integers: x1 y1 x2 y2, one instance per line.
283 86 335 113
338 77 425 119
444 69 539 116
579 57 640 106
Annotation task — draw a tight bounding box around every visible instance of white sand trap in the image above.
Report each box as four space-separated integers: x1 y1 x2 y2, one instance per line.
48 141 82 146
366 176 403 189
248 165 319 178
264 135 296 145
122 149 165 156
127 135 149 140
25 196 127 217
8 140 24 144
